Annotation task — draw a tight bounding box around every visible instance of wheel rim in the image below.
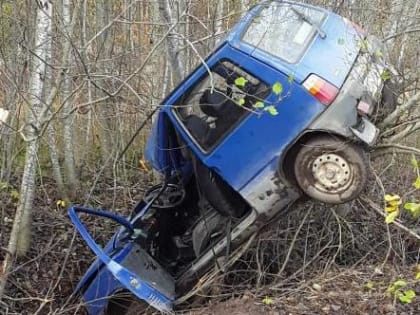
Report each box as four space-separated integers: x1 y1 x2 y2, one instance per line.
311 153 353 194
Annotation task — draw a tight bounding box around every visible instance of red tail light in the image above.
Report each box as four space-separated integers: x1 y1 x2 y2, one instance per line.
302 75 339 105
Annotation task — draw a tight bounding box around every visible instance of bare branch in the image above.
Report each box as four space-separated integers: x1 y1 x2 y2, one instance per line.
379 91 420 129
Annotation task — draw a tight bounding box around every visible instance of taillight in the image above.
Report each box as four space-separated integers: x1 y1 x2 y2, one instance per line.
302 74 339 105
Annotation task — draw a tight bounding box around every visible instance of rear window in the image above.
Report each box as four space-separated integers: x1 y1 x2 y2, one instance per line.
173 61 269 152
241 2 326 63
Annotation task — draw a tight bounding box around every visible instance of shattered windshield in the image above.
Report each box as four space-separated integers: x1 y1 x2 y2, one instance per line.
242 2 326 63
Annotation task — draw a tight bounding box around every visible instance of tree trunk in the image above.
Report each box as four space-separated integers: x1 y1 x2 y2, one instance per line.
0 0 53 298
62 0 78 193
159 0 186 84
96 0 114 175
78 0 94 175
40 2 67 198
46 123 67 196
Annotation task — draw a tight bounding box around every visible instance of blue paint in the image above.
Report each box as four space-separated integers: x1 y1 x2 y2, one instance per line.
69 207 174 314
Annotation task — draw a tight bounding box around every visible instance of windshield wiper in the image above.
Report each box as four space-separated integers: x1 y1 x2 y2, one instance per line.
291 6 326 39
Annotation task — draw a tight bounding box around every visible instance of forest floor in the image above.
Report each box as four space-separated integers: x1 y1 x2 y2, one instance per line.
184 266 420 315
1 173 420 315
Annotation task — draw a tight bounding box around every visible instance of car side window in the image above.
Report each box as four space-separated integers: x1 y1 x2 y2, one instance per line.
173 61 269 152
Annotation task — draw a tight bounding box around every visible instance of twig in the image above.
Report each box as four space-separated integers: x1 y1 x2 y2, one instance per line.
373 144 420 156
379 91 420 129
361 196 420 241
270 240 334 290
175 233 257 305
277 205 313 276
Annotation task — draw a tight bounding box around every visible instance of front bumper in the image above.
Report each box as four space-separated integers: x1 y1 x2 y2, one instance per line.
69 206 175 314
350 116 378 145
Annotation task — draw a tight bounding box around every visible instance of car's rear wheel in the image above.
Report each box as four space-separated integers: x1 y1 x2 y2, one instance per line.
293 136 367 204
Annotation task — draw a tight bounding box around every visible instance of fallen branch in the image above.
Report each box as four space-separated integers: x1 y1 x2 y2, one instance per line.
379 91 420 129
372 143 420 157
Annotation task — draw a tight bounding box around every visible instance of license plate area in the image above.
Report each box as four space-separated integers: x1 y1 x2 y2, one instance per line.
121 244 175 300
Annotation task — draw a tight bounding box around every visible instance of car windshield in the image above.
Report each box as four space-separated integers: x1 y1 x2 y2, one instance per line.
241 2 326 63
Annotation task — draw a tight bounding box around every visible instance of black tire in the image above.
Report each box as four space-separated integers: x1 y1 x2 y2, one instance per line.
294 136 367 204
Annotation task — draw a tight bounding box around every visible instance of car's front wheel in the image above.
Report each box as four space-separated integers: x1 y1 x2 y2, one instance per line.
293 135 368 204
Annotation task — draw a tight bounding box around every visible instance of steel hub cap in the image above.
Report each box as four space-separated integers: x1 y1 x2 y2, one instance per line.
311 153 352 193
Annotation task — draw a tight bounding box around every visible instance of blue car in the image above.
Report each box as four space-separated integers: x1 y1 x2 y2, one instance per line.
69 1 395 313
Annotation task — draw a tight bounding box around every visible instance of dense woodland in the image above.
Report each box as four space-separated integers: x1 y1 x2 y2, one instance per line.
0 0 419 314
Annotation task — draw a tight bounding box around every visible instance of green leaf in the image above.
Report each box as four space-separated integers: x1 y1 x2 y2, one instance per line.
288 74 295 83
413 177 420 189
411 156 419 171
337 37 345 45
387 279 407 295
380 70 392 82
385 210 399 224
365 281 375 290
0 181 9 190
385 205 398 213
404 203 420 218
358 39 369 53
237 98 246 106
398 290 416 304
272 82 283 95
384 194 401 202
388 199 402 207
265 106 278 116
56 200 67 208
234 77 248 87
262 296 274 305
404 289 416 299
253 101 265 109
392 280 408 289
374 50 383 60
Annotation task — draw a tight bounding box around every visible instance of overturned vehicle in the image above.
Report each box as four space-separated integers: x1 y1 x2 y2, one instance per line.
69 1 396 313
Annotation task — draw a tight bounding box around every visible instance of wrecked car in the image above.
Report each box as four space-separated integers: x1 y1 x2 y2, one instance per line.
69 1 396 313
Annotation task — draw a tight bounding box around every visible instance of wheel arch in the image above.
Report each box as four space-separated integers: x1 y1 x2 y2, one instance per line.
279 130 349 185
